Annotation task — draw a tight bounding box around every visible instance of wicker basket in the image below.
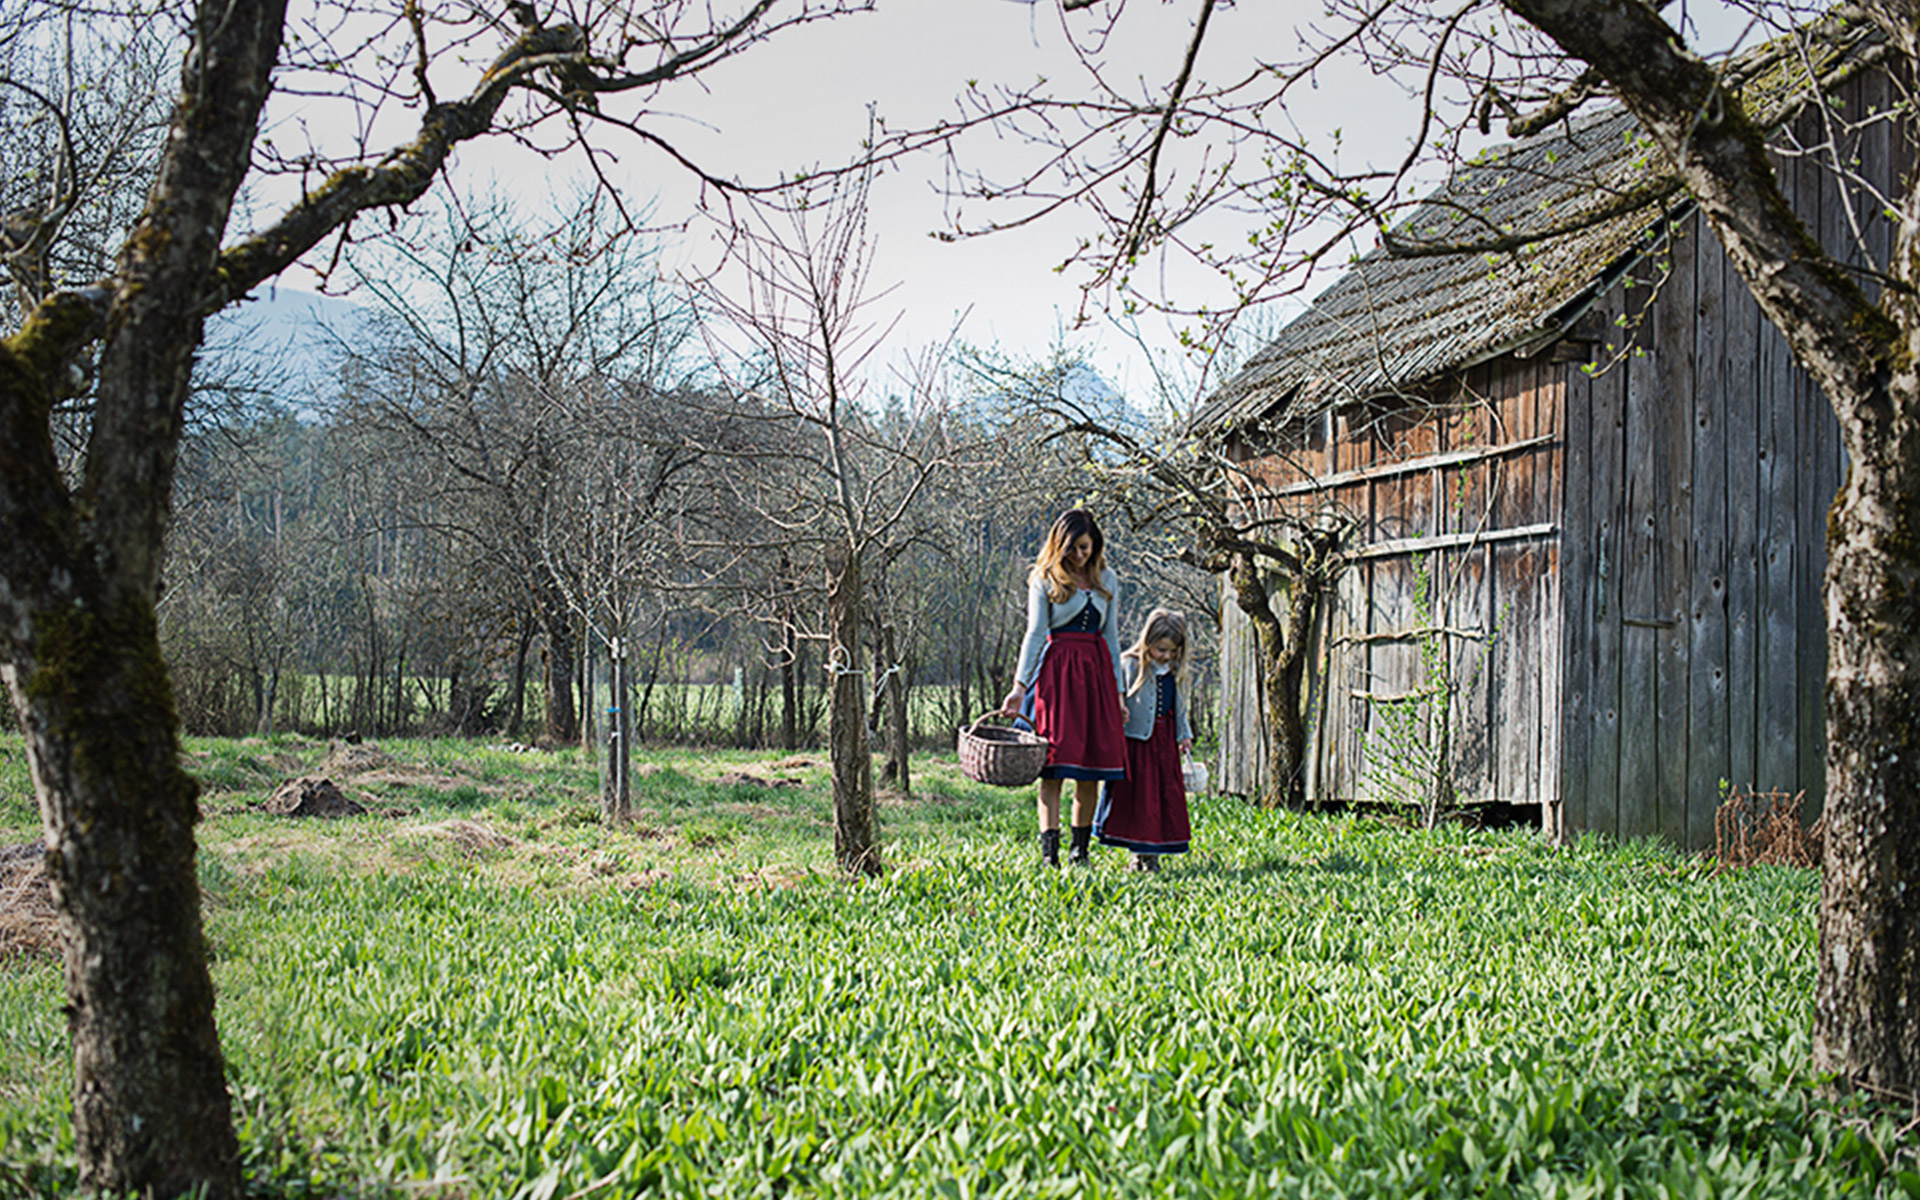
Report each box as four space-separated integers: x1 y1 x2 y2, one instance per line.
957 713 1050 787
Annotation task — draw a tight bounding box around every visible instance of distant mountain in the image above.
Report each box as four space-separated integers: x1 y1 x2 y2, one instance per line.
204 288 372 411
1062 359 1179 433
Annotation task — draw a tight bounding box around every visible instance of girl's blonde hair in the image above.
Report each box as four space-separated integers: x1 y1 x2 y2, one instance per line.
1028 508 1112 603
1121 608 1190 697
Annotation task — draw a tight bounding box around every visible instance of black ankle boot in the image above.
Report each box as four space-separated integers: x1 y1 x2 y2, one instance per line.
1068 825 1093 866
1040 828 1061 868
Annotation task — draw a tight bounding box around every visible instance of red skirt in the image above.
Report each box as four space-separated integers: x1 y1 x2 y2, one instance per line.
1027 632 1127 781
1094 714 1190 853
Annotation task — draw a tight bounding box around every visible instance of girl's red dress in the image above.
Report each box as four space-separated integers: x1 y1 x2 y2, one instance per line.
1095 673 1191 854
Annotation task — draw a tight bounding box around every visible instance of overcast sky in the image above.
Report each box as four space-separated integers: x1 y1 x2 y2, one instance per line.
249 0 1760 401
249 1 1410 399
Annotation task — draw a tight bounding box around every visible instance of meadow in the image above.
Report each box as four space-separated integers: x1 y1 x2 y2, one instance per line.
0 733 1909 1197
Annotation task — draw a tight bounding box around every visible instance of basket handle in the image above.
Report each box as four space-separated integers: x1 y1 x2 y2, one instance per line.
964 710 1012 735
967 706 1029 733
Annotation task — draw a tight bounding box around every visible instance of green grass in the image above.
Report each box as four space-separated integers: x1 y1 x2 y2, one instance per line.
0 734 1906 1197
0 739 36 846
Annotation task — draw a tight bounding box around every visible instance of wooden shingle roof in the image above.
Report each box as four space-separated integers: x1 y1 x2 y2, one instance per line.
1194 18 1881 435
1195 104 1673 433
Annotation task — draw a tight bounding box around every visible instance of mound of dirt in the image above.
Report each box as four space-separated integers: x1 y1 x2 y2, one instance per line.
732 865 809 891
415 819 518 857
715 771 800 789
264 776 367 818
322 741 393 775
0 840 57 959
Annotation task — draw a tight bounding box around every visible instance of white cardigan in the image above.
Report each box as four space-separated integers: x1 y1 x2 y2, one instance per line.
1013 568 1124 693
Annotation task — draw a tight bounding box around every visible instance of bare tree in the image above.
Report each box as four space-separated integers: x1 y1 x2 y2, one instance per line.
693 161 981 875
891 383 1085 739
336 187 709 753
0 8 172 323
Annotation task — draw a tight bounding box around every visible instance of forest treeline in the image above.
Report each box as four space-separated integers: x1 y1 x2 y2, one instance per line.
163 194 1218 752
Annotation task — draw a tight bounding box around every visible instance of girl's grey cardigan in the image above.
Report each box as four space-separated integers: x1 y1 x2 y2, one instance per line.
1013 568 1124 693
1119 657 1191 742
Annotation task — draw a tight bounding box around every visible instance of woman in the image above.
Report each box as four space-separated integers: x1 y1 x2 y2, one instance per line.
1001 509 1128 867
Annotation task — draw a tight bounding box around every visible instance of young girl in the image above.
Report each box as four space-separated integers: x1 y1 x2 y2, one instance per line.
1094 608 1193 871
1001 509 1128 867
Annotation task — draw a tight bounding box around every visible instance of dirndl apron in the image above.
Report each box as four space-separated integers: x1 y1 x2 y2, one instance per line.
1094 673 1191 854
1021 603 1127 781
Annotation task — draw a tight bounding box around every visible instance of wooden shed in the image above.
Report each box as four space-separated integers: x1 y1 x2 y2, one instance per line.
1199 56 1906 849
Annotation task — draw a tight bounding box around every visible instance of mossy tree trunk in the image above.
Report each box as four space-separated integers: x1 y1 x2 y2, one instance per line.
1226 551 1328 808
1810 176 1920 1094
5 603 242 1196
1814 360 1920 1095
0 1 286 1190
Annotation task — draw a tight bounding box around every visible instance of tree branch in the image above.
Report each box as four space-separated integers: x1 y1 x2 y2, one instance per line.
1120 0 1218 259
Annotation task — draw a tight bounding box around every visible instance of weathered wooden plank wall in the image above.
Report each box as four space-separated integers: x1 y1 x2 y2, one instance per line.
1217 418 1338 801
1331 407 1372 800
1552 73 1898 847
1617 260 1664 839
1657 221 1698 846
1560 297 1597 840
1234 358 1569 809
1533 363 1562 808
1689 209 1733 852
1217 595 1266 799
1443 378 1496 802
1491 362 1532 806
1585 281 1630 836
1724 202 1761 819
1560 212 1841 846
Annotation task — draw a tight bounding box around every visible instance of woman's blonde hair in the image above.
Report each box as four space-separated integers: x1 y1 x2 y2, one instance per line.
1028 508 1111 603
1121 608 1190 697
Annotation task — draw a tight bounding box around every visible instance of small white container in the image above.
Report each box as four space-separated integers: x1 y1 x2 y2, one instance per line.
1182 760 1211 795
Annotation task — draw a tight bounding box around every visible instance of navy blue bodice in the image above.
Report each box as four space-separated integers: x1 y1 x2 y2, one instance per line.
1059 598 1102 633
